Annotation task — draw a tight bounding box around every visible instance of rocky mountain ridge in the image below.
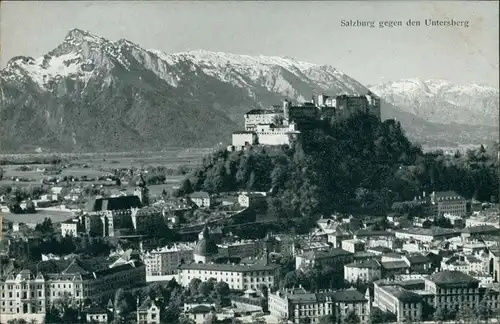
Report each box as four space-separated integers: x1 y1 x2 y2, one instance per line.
369 78 499 126
0 28 497 153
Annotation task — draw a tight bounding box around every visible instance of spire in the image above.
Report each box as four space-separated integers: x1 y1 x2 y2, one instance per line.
202 223 210 239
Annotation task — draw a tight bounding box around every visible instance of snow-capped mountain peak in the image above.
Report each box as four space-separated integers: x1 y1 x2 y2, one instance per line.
370 78 499 126
64 28 106 45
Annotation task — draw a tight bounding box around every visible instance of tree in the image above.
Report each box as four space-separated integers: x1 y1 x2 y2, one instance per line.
319 315 336 324
477 290 493 322
433 307 446 323
299 318 312 324
188 278 202 296
7 320 28 324
198 281 213 296
45 306 63 323
369 308 385 324
344 310 360 324
35 217 54 234
114 288 128 318
215 281 230 297
88 214 104 237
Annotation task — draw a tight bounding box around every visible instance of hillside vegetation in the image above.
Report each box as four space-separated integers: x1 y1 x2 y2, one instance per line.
179 114 499 228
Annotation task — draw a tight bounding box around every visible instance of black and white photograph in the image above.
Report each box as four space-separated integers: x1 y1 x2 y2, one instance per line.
0 1 499 324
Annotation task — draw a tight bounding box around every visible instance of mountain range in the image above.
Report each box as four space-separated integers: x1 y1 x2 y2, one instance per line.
0 28 498 153
369 79 499 127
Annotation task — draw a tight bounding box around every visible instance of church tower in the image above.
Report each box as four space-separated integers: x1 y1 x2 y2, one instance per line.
134 173 149 206
193 225 219 264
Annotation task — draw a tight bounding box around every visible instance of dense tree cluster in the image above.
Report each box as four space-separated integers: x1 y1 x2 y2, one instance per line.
180 113 498 230
0 155 65 165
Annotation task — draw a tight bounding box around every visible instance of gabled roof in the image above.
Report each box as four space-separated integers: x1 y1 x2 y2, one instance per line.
345 259 381 269
382 260 409 270
138 296 158 311
462 225 499 234
427 270 479 285
432 191 464 200
355 230 394 237
62 259 90 275
331 289 367 302
88 195 142 212
189 191 210 199
85 308 107 315
381 285 423 303
188 305 212 314
407 254 430 264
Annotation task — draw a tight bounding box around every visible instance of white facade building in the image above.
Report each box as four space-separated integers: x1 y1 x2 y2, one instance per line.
143 243 195 282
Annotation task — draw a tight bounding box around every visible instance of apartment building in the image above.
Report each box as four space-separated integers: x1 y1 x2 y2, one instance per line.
217 240 259 259
394 227 460 243
344 259 382 283
374 272 500 322
424 271 482 310
466 213 500 229
269 287 371 324
429 191 467 217
188 192 212 208
86 195 142 237
0 257 146 323
177 261 281 291
374 281 424 322
143 243 195 282
341 239 366 254
353 230 395 249
295 248 354 273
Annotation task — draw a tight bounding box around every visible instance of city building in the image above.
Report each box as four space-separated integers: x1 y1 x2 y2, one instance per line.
466 214 500 229
461 225 500 241
86 195 142 237
295 248 354 273
440 253 488 275
429 191 467 217
341 239 366 253
217 240 259 259
238 191 267 208
184 305 213 324
143 243 195 282
85 307 109 323
394 227 460 243
177 261 281 291
189 192 212 208
373 281 424 322
344 259 382 283
327 230 353 249
0 256 146 323
268 287 371 324
60 218 83 237
136 296 160 324
424 270 481 311
353 230 395 249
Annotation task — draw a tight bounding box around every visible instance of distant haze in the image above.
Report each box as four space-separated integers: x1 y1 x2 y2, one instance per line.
1 1 498 87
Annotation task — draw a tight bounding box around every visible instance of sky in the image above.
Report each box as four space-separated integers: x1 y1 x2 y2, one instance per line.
1 1 498 87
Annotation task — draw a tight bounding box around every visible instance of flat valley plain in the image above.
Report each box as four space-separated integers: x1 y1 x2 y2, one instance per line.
0 148 214 220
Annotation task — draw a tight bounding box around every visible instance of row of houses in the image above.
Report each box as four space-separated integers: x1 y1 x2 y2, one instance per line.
267 270 500 323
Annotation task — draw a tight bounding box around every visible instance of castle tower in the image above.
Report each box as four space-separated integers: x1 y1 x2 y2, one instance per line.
283 99 291 123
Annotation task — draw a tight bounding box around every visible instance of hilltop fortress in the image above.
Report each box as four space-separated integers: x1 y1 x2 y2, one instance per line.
229 92 381 151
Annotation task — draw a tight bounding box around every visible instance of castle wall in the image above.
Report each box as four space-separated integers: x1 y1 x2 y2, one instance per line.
232 132 256 148
245 113 282 131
